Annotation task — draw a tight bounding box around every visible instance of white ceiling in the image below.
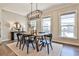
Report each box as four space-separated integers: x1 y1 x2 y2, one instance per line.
0 3 61 16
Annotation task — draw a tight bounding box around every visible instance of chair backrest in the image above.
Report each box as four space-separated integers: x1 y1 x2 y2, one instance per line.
47 34 52 39
17 33 23 41
44 34 52 41
39 32 45 34
23 34 35 41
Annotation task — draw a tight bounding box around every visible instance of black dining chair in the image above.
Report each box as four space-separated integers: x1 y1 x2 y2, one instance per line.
22 34 35 54
16 33 24 49
39 34 53 54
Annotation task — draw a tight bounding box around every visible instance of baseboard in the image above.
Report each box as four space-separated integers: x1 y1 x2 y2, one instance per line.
0 39 10 43
0 41 1 45
52 40 79 47
0 38 2 44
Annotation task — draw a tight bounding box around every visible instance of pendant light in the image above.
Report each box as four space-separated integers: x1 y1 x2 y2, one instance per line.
27 3 42 20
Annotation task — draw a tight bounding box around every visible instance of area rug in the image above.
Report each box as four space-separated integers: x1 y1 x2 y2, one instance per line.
7 42 63 56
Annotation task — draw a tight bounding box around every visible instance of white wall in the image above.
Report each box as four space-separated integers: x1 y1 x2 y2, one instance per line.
0 8 2 43
1 10 27 41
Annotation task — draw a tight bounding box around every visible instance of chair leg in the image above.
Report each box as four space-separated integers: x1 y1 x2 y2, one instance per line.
16 41 19 47
45 39 49 54
49 39 53 49
40 44 43 51
31 42 35 49
19 40 22 49
22 41 26 50
47 44 49 54
50 42 53 49
26 42 29 54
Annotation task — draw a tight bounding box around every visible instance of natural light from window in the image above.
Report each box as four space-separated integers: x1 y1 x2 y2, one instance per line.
42 17 51 33
30 20 37 30
60 12 76 38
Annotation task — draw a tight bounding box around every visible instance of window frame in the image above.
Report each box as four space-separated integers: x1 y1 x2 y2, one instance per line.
41 16 52 33
59 10 77 39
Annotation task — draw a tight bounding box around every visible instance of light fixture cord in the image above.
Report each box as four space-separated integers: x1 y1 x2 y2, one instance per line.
36 3 38 10
31 3 32 15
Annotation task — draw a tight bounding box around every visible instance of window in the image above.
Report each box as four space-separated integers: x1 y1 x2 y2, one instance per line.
42 17 51 33
60 12 77 38
30 20 37 30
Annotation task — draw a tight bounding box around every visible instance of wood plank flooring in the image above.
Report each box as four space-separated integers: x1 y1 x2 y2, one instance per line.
0 41 79 56
61 44 79 56
0 41 16 56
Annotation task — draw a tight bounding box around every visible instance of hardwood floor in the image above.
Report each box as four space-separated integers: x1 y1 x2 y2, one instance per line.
0 41 16 56
0 41 79 56
61 44 79 56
